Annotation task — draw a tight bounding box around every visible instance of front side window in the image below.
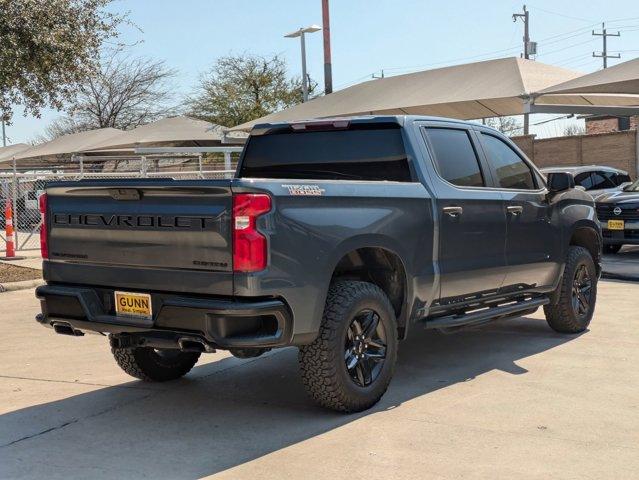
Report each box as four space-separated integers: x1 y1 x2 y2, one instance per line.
481 133 536 190
615 173 632 185
425 128 484 187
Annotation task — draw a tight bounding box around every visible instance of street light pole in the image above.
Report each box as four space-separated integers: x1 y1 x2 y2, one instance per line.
300 31 309 101
285 25 322 103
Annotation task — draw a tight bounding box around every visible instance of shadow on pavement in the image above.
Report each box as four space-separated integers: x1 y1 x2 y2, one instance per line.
602 245 639 281
0 316 582 479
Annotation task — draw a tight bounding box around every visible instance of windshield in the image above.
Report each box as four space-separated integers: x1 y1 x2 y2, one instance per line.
623 179 639 191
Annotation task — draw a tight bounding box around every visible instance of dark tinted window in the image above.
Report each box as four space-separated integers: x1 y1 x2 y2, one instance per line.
481 133 535 189
591 171 616 189
574 172 594 190
240 126 412 182
425 128 484 187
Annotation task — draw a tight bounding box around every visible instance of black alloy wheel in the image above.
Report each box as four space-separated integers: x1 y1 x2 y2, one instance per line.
571 264 592 318
344 309 387 387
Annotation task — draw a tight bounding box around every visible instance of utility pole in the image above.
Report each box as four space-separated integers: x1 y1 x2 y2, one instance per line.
513 5 534 135
593 23 620 69
321 0 333 94
512 5 531 60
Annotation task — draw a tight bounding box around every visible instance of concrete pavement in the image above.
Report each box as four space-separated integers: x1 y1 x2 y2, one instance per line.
602 245 639 280
0 280 638 479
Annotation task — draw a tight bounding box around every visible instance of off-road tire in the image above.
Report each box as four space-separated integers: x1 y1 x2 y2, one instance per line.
112 346 200 381
298 280 398 412
544 246 597 333
603 244 622 254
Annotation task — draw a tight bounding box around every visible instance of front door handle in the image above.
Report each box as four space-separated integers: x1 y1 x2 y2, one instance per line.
507 205 523 216
443 206 463 217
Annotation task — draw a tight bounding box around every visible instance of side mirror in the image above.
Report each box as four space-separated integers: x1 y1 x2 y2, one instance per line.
547 172 575 194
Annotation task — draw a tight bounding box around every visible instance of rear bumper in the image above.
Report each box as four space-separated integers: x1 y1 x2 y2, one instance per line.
35 284 293 350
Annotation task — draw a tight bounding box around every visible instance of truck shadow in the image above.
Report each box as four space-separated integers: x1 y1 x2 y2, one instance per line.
0 315 582 479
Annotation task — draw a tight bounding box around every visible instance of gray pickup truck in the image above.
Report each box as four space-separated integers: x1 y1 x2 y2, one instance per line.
35 116 601 412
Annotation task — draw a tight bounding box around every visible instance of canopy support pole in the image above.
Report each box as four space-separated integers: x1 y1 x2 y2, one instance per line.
198 154 203 178
636 127 639 179
141 156 148 177
224 152 231 171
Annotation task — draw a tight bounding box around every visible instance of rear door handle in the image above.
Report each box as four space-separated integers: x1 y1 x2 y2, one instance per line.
507 205 523 216
443 206 463 217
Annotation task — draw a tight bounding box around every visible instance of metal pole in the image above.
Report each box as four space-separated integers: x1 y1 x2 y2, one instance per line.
322 0 333 95
224 152 231 170
593 23 620 69
636 127 639 179
12 156 18 248
1 119 6 147
523 6 530 60
198 154 203 178
300 32 308 102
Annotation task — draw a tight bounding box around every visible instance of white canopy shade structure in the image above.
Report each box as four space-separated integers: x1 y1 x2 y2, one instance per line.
540 57 639 95
231 57 639 131
0 143 31 165
5 128 123 167
530 57 639 116
84 116 245 153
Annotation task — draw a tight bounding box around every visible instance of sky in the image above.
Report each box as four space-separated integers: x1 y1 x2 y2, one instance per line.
6 0 639 144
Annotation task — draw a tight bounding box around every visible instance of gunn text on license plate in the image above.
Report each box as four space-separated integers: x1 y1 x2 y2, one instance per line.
607 219 625 231
114 291 152 318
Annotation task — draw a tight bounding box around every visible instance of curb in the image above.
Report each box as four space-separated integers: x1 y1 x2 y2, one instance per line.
0 278 45 293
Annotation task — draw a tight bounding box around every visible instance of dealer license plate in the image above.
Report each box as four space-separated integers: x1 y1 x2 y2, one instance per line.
607 219 625 230
114 291 152 318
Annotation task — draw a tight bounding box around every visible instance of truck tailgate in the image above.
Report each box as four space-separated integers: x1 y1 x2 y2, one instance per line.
45 179 233 295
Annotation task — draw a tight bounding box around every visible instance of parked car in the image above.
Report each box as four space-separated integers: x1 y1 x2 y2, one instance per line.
35 116 602 412
595 178 639 254
541 166 631 198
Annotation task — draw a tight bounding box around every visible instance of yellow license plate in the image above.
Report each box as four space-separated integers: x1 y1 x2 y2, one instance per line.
607 219 625 230
114 291 152 318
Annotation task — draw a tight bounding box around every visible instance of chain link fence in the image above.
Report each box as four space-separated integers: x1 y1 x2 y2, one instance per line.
0 155 238 253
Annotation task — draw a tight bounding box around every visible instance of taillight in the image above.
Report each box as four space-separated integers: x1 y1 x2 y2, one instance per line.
39 193 48 259
232 193 271 272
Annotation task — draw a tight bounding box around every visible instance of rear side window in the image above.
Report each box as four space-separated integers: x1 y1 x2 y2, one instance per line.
425 128 484 187
239 126 412 182
591 171 616 189
481 133 536 190
574 172 594 190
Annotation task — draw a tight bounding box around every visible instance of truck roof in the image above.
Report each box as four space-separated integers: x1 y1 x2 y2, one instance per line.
252 115 486 132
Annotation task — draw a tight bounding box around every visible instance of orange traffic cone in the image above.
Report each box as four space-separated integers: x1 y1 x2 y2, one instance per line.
1 200 26 261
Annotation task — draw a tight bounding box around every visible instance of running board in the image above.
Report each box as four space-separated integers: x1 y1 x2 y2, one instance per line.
424 297 550 330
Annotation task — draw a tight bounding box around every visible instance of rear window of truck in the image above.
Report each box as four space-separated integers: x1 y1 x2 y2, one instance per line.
239 125 412 182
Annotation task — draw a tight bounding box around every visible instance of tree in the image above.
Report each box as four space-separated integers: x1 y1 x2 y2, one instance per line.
0 0 124 121
563 124 586 136
187 54 314 127
484 116 523 136
43 55 178 138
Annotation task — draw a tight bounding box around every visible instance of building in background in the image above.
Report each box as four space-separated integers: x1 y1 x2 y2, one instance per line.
585 115 639 134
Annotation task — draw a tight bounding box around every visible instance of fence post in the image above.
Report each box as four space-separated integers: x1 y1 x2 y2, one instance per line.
198 154 203 178
141 156 148 177
224 151 231 171
11 156 18 249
